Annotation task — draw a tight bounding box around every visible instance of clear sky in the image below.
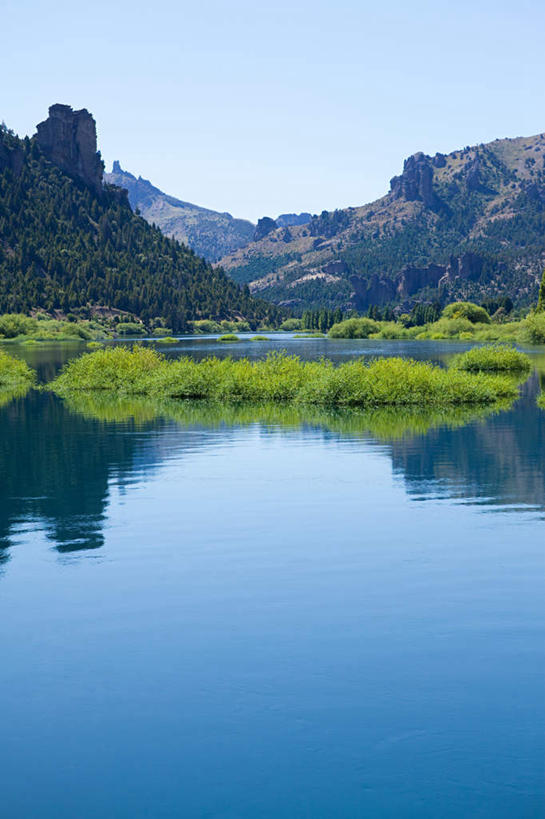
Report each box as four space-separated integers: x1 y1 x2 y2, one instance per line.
3 0 544 222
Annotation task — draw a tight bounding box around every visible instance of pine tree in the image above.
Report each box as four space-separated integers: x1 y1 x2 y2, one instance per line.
538 268 545 311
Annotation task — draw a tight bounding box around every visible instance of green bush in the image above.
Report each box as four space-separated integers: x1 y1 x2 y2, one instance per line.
250 335 269 341
280 318 303 331
0 350 36 388
442 302 491 324
50 348 517 408
155 337 178 344
451 345 532 373
328 317 381 338
116 322 146 336
521 312 545 344
0 313 37 338
218 334 240 342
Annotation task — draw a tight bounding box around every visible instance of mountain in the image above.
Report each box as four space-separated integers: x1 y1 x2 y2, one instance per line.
220 133 545 313
105 162 254 262
0 105 282 331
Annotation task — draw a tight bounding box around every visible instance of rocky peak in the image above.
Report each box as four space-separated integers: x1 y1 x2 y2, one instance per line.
390 151 440 209
36 104 103 193
254 216 277 241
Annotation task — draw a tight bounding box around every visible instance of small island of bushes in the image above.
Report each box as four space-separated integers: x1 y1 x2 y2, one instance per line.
50 346 519 408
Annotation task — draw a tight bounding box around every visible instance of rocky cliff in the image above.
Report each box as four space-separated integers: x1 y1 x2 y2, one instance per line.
220 132 545 312
36 104 104 193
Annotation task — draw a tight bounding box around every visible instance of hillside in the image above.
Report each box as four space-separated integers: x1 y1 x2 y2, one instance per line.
105 162 255 262
0 105 282 331
220 133 545 313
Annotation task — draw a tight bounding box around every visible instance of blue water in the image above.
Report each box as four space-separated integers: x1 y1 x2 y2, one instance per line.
1 338 544 817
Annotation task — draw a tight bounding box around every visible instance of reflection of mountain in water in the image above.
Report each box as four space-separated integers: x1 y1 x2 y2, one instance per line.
390 377 545 511
1 381 543 564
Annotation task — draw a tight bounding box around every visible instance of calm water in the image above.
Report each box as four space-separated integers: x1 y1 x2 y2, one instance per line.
1 337 544 818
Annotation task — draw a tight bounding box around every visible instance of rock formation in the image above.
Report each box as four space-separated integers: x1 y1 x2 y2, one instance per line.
390 152 440 209
36 104 103 193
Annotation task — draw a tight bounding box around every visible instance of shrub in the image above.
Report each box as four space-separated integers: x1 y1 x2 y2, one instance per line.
442 302 491 324
155 336 178 344
218 334 240 342
328 318 381 338
0 313 37 338
521 312 545 344
451 345 532 373
0 350 36 388
250 335 269 341
50 349 517 408
280 318 303 331
116 322 145 336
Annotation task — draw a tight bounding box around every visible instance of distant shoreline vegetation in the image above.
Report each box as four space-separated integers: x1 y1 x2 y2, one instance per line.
2 300 545 345
327 302 545 344
50 347 519 408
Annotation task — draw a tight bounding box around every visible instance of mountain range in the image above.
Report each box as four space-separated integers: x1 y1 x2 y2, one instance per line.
219 133 545 313
105 164 313 264
104 162 255 262
0 105 282 330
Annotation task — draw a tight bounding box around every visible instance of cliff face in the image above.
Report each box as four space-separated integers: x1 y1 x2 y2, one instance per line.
221 132 545 313
36 104 104 193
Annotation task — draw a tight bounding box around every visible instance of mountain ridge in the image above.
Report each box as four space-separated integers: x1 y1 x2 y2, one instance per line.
0 105 283 330
220 132 545 313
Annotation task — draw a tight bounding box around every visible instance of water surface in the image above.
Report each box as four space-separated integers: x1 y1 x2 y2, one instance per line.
1 338 544 817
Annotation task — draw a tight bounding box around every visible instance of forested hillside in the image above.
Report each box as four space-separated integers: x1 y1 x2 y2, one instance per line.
221 133 545 314
0 108 282 331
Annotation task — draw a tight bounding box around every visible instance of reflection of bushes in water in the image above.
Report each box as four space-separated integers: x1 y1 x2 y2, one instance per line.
0 383 32 409
62 392 510 441
51 347 518 407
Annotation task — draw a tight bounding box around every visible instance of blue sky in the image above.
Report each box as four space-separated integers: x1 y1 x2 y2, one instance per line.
3 0 544 221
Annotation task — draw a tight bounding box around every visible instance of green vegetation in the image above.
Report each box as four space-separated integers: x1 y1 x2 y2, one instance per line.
87 341 103 349
294 332 326 338
250 335 269 341
279 318 302 331
329 317 381 338
0 349 35 389
442 302 491 324
0 312 109 342
218 334 240 342
538 268 545 312
50 347 517 407
0 124 283 331
189 319 251 334
452 345 532 373
116 322 145 336
155 336 178 344
328 301 545 344
538 392 545 409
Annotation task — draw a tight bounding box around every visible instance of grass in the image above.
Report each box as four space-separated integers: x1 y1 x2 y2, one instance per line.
451 345 532 373
294 332 326 338
155 336 178 344
50 347 518 407
218 334 240 342
250 335 269 341
538 393 545 409
0 349 36 389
